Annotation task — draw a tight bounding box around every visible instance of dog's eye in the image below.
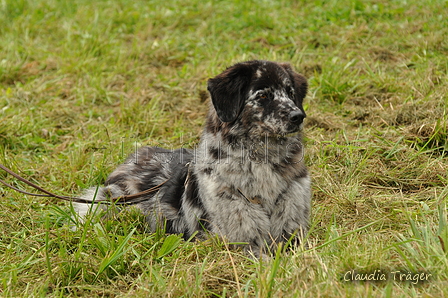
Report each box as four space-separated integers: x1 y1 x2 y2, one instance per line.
258 93 267 99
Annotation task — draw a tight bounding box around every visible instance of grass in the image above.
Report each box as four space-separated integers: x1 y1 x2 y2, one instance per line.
0 0 447 296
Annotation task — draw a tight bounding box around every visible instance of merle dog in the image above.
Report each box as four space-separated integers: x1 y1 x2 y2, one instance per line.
74 60 311 256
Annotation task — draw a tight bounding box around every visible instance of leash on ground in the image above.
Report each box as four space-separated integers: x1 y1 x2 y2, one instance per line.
0 163 166 205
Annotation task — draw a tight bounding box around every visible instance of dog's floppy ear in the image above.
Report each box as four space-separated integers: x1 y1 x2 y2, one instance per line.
207 63 253 123
279 63 308 106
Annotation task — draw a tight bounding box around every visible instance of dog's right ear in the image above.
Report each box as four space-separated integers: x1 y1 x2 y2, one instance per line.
207 63 253 123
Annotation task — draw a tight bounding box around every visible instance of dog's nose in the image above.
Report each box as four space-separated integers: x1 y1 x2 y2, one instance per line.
289 110 306 123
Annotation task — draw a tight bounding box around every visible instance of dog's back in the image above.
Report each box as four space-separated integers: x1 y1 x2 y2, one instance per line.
74 147 193 231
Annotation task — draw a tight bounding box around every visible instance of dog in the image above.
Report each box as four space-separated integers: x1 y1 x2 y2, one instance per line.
74 60 311 256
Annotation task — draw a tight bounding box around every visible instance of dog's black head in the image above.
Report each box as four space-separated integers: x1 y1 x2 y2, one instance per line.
207 60 308 137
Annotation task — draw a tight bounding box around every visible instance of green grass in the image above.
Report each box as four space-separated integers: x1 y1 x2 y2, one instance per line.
1 0 447 296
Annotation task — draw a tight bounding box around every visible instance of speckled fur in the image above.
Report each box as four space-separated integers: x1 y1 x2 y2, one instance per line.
74 60 311 256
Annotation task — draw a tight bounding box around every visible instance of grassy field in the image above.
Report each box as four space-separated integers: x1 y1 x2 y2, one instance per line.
1 0 447 296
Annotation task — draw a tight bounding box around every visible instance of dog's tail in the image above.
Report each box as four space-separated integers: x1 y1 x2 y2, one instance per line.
72 184 125 224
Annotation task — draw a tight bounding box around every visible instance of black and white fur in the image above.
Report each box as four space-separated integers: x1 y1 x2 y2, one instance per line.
74 60 311 256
